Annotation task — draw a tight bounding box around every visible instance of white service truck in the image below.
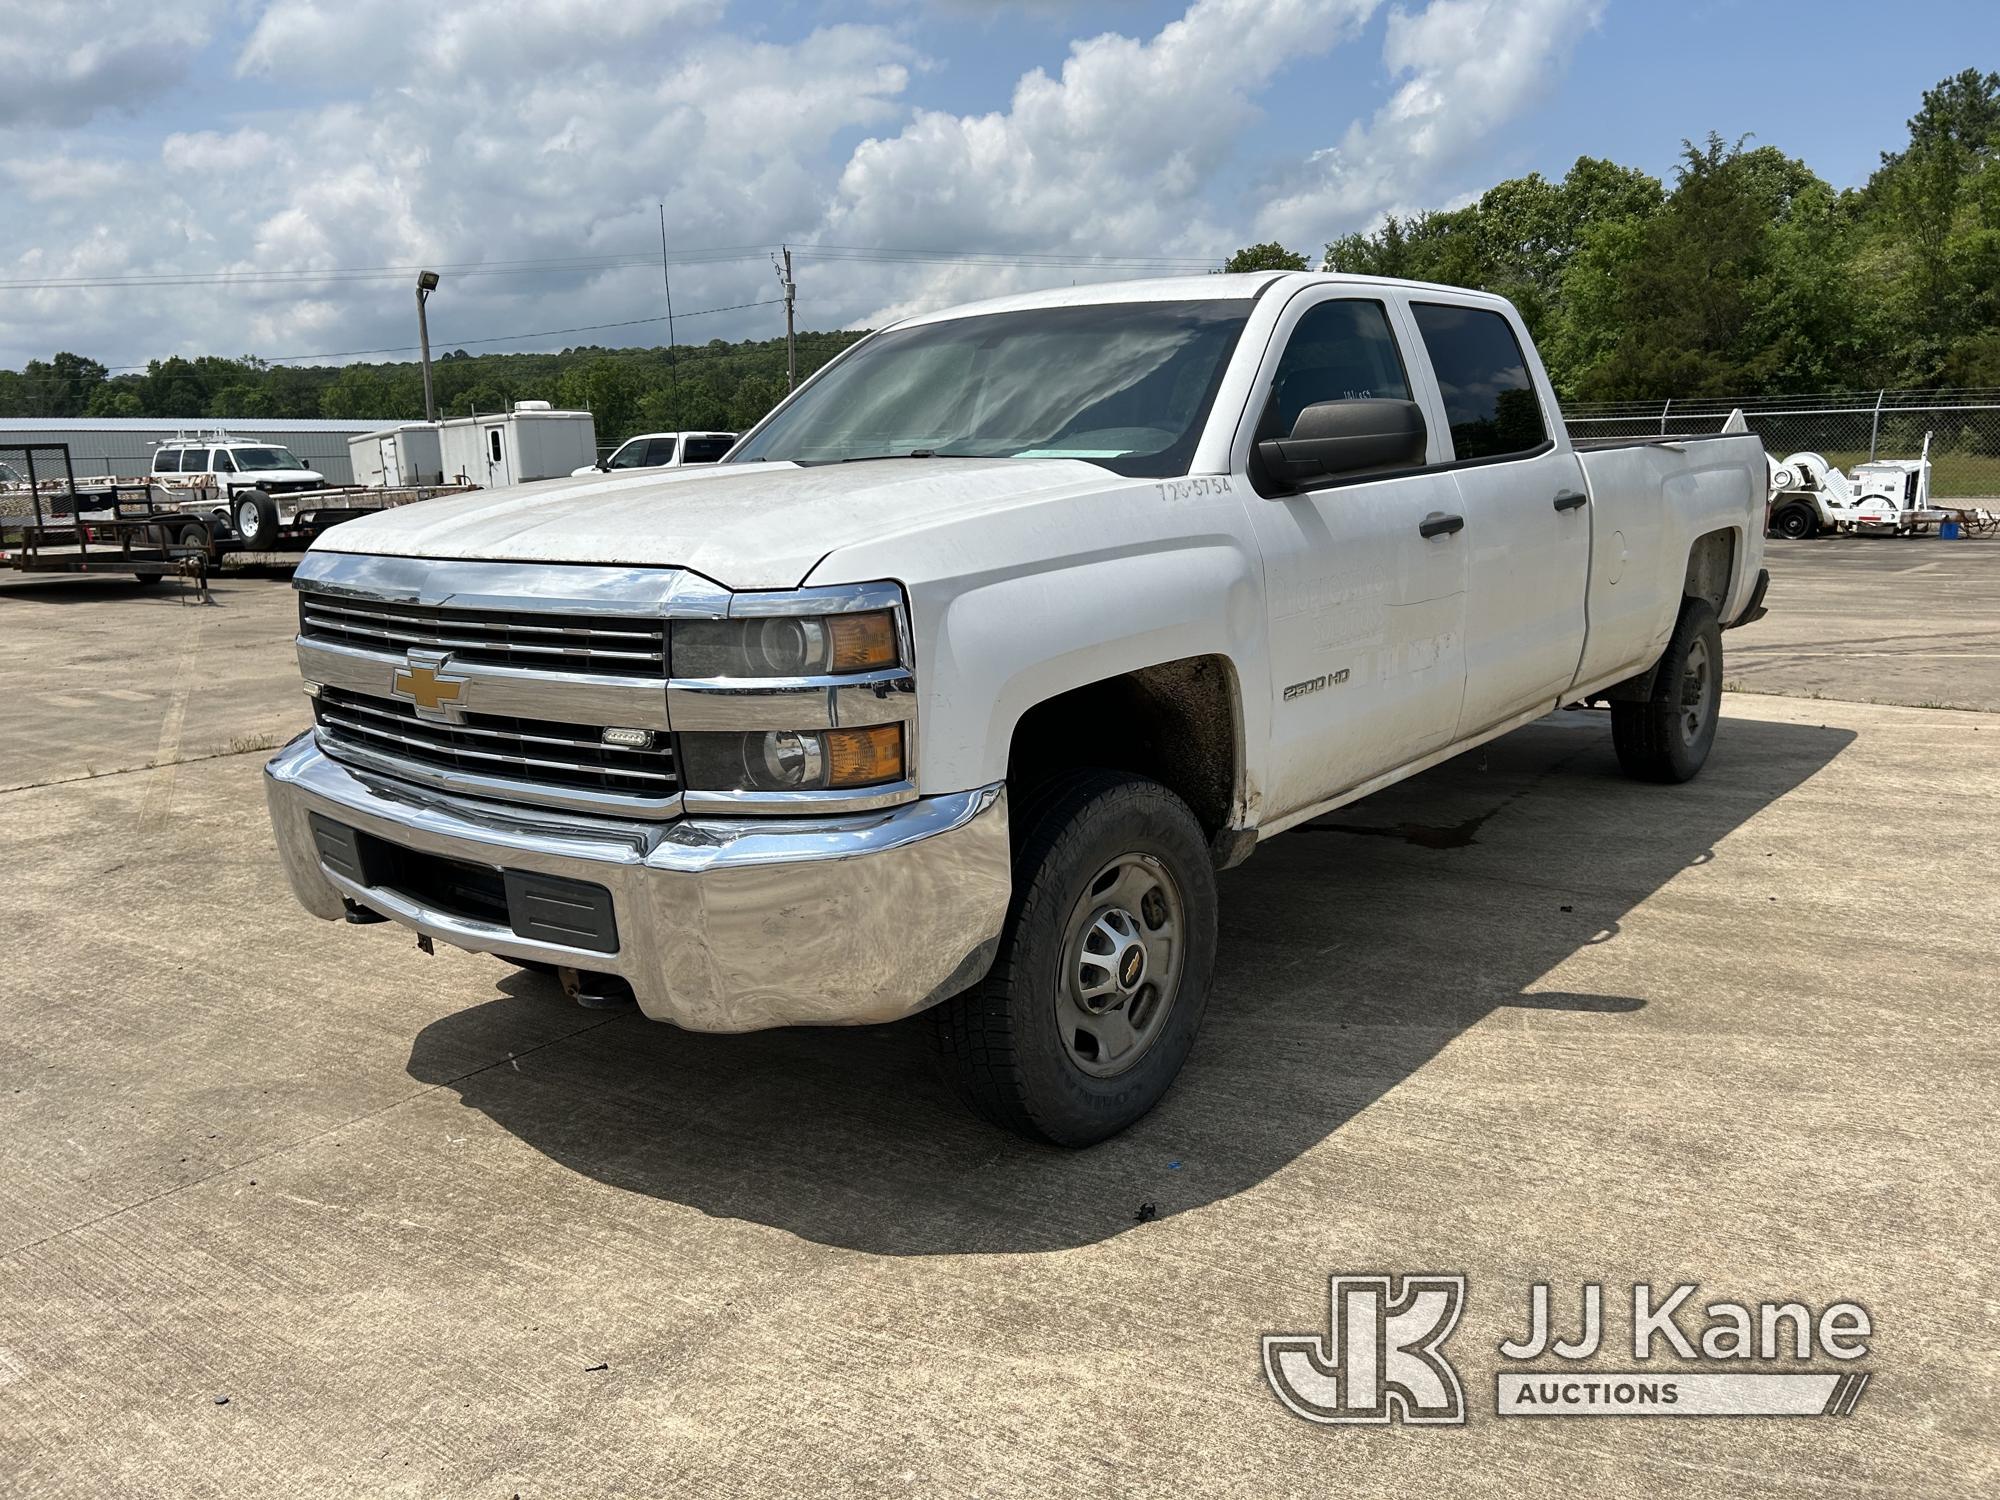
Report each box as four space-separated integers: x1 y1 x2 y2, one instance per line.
571 430 738 477
265 273 1771 1145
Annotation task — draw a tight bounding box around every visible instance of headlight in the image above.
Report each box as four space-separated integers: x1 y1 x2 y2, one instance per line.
679 725 905 792
671 611 898 678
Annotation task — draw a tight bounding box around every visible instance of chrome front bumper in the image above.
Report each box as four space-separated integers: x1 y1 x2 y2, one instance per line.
264 734 1010 1032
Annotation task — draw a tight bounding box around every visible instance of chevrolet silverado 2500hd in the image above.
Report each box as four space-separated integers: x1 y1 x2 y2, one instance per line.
265 272 1771 1145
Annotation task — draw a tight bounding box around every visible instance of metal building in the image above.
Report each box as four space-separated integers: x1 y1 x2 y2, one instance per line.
0 418 390 486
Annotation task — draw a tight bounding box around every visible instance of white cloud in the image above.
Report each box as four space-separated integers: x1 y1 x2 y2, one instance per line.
0 0 1599 372
826 0 1383 324
1258 0 1605 248
0 0 233 126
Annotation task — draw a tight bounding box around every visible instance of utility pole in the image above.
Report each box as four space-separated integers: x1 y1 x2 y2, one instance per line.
415 270 440 423
659 204 680 432
778 246 797 391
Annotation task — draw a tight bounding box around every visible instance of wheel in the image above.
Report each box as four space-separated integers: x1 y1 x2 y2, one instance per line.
1771 502 1816 540
1611 600 1723 784
929 770 1218 1146
176 522 209 550
234 491 279 549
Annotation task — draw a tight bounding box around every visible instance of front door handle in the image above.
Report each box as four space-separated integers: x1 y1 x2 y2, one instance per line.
1553 490 1588 512
1419 512 1465 539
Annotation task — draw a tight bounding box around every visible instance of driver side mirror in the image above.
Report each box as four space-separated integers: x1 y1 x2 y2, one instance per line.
1257 398 1427 490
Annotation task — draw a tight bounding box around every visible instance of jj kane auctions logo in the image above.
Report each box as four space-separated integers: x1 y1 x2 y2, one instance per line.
1265 1275 1873 1424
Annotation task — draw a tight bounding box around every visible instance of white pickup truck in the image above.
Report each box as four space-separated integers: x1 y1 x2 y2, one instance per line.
265 273 1770 1145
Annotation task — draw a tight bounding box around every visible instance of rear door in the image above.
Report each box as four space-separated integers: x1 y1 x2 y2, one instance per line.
483 425 512 486
1237 289 1469 822
1406 300 1589 737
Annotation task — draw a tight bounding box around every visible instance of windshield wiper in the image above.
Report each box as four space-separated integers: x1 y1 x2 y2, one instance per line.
837 449 981 463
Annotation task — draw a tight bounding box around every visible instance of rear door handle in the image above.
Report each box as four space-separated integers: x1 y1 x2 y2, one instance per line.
1419 512 1465 539
1553 490 1588 512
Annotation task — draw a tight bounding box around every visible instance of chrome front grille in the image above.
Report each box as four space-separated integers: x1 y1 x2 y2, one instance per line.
299 591 667 678
312 687 679 808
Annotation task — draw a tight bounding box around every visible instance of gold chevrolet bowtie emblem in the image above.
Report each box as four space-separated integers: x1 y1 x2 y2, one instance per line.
392 662 466 713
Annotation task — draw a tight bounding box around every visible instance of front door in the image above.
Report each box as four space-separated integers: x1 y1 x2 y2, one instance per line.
1240 292 1469 823
1406 300 1590 736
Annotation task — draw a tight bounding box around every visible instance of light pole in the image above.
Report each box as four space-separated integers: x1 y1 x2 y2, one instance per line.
415 270 440 422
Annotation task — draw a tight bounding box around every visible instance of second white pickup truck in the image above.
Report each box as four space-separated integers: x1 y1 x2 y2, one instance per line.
266 272 1770 1145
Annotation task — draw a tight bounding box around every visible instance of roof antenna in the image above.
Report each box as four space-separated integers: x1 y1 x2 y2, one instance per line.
659 202 680 433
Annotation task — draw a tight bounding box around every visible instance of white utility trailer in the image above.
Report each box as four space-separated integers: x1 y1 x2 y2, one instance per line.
349 423 446 487
437 402 596 488
1767 434 1998 538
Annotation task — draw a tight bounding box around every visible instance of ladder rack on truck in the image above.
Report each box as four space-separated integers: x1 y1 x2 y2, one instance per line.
1 443 212 587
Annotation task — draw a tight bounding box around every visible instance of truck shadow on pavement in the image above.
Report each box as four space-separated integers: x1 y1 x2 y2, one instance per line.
405 709 1854 1255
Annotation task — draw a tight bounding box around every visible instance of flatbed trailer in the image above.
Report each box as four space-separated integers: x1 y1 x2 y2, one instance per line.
1 443 213 586
147 474 478 553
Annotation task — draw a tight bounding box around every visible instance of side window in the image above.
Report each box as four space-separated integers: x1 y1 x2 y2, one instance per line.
211 449 237 473
681 437 733 464
1257 299 1412 442
155 448 183 473
605 439 644 469
645 438 679 466
1410 303 1548 461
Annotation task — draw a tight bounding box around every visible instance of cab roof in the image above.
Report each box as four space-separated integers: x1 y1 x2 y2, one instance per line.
890 271 1512 329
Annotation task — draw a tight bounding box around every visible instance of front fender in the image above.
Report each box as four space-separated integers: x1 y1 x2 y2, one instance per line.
909 539 1268 822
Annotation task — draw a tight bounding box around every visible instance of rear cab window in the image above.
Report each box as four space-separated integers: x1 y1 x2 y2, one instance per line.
1409 302 1549 461
681 436 733 464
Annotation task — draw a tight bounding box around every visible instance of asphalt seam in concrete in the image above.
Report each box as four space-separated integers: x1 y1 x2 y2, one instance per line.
1 1012 624 1265
0 739 289 797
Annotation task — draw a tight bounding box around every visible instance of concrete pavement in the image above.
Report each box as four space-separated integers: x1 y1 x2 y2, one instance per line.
1 564 1995 1496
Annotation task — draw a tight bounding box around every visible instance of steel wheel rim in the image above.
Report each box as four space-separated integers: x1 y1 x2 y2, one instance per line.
1680 635 1714 746
237 499 260 533
1055 852 1185 1079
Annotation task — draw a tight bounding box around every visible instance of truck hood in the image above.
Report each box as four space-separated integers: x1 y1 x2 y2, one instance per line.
312 458 1127 590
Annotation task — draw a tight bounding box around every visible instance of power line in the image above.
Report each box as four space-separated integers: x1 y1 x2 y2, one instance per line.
104 297 787 372
3 243 1225 293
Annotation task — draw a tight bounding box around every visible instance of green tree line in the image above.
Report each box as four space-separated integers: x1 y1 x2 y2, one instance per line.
0 330 867 448
1241 68 2000 400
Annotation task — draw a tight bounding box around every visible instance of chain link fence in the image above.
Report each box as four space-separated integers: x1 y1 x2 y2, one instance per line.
1563 390 2000 500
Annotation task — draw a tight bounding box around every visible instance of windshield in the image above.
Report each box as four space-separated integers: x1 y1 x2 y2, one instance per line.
227 447 307 471
730 299 1253 478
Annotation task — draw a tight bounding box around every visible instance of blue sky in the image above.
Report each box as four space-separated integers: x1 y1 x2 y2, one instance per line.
1 0 1993 372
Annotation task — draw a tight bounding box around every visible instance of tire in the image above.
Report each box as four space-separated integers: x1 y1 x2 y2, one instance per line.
1611 600 1723 784
176 522 209 550
133 573 164 587
1772 502 1816 540
234 490 279 550
929 770 1218 1147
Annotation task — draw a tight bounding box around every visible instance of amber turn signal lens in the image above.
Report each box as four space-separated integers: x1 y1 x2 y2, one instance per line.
828 610 899 672
824 723 904 787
